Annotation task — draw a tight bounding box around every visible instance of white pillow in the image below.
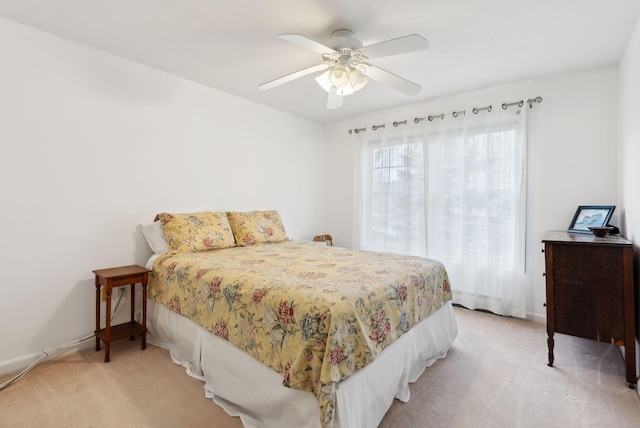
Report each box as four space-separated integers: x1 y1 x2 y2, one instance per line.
139 222 169 254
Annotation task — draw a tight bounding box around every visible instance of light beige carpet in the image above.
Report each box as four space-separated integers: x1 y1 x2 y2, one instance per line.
1 307 639 427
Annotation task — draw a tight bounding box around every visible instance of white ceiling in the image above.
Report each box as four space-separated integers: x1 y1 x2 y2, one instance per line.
1 0 639 124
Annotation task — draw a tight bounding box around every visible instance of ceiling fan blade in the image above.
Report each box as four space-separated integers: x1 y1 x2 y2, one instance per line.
359 34 429 59
364 64 422 96
259 63 330 91
278 33 338 55
326 87 343 109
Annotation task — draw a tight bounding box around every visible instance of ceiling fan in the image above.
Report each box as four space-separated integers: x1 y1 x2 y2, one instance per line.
258 29 429 109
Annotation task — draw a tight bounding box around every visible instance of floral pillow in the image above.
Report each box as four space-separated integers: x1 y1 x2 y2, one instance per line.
226 210 288 246
155 212 236 254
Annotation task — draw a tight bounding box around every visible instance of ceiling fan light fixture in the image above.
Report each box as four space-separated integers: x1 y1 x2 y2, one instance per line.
315 65 369 96
349 67 369 91
328 64 350 87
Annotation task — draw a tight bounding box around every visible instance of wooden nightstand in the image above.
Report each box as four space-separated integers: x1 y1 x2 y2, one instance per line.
93 265 151 362
313 234 333 246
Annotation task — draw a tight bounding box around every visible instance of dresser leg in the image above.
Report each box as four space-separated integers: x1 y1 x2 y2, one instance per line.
547 335 554 367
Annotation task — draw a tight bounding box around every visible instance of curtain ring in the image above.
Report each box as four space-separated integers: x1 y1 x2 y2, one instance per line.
472 105 492 114
502 100 524 110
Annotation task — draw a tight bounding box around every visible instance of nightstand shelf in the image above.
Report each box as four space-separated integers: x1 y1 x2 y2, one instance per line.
93 265 151 362
95 321 143 344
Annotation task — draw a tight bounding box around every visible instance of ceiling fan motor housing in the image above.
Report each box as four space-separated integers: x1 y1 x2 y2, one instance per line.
325 30 368 88
330 29 363 50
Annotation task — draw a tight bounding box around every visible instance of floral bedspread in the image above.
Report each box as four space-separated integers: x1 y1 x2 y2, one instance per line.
148 241 452 427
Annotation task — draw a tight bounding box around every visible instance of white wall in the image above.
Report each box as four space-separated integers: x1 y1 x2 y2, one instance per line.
0 18 324 372
323 68 620 322
620 16 640 251
619 16 640 376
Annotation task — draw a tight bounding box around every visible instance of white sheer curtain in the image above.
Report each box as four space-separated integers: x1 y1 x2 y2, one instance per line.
354 106 527 317
424 108 527 317
354 126 426 257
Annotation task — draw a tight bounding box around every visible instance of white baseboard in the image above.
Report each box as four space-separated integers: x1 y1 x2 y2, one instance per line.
0 338 94 377
527 311 546 324
0 352 43 377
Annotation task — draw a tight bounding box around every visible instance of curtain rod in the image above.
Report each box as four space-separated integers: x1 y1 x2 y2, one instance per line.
348 96 542 134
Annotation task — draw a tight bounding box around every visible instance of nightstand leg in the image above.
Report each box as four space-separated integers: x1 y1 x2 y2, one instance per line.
94 279 101 351
141 278 148 350
104 285 112 363
547 334 554 367
130 283 136 340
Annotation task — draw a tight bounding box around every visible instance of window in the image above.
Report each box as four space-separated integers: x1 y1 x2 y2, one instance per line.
356 129 426 257
355 107 527 317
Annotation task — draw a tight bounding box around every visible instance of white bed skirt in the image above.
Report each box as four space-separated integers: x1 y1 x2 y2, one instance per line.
146 299 458 428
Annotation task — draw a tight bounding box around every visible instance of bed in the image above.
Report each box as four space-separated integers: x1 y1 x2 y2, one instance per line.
140 211 457 428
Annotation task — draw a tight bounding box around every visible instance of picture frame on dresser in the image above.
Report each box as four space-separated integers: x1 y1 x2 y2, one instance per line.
567 205 615 233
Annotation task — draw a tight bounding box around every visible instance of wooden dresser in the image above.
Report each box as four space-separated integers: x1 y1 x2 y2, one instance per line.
542 231 636 387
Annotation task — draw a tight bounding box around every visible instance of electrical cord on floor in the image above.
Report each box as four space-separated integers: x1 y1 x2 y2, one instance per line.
0 333 95 391
1 291 128 391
